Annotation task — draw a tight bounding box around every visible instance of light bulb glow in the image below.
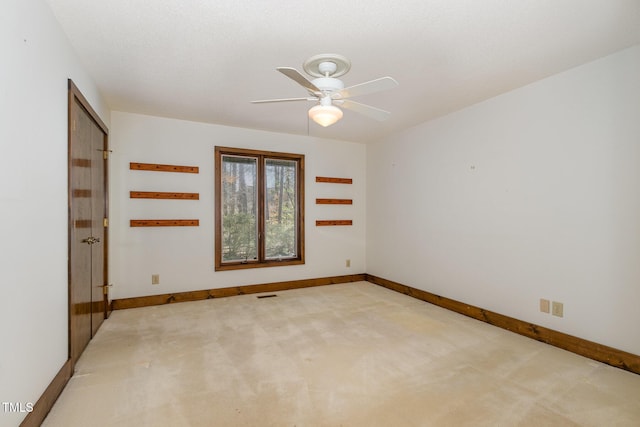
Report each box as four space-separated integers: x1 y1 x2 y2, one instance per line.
308 105 343 127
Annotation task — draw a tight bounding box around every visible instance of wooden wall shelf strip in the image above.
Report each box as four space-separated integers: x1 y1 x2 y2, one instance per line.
130 219 199 227
130 162 199 174
73 189 92 198
72 158 91 167
130 191 199 200
316 198 352 205
316 220 353 226
316 176 352 184
74 219 93 229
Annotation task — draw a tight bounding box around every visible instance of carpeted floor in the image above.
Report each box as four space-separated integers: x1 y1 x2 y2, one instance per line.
43 281 640 426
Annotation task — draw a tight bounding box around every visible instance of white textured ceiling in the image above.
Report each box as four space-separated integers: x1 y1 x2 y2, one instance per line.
45 0 640 143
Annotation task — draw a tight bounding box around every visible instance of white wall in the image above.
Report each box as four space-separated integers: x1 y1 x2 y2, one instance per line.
109 112 366 299
367 45 640 355
0 1 109 425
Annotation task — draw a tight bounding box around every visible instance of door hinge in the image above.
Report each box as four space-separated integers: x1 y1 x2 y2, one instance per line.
103 217 109 228
72 120 76 132
99 284 113 295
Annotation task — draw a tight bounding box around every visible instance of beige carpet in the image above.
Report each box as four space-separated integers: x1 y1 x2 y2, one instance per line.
43 282 640 426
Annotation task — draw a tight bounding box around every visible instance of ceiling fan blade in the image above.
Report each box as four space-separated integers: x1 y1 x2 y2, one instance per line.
334 76 398 99
277 67 321 95
251 97 314 104
338 100 391 121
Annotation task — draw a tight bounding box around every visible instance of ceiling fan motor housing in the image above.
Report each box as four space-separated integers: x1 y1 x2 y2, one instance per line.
311 77 344 94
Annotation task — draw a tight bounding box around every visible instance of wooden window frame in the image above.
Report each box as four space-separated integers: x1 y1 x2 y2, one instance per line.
215 146 305 271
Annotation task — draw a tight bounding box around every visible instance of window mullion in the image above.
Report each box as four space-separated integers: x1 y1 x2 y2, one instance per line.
257 155 266 262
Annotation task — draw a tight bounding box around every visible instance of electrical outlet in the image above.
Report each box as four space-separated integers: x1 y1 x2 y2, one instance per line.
152 274 160 285
552 301 563 317
346 259 351 268
540 299 550 313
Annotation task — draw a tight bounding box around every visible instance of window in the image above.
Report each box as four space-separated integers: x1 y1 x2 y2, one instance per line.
215 146 304 270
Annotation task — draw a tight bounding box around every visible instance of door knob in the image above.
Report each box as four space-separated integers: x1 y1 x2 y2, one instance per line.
81 236 101 244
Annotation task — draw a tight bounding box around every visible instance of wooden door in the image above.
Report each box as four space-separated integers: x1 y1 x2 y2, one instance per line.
68 80 109 367
69 97 93 363
89 111 106 336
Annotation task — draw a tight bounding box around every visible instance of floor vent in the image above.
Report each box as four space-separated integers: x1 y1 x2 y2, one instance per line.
257 294 278 299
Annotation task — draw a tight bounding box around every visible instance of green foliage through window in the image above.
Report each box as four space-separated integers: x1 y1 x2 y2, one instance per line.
265 159 297 259
221 155 257 262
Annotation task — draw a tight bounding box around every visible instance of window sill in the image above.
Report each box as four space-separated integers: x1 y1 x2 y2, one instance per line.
215 258 304 271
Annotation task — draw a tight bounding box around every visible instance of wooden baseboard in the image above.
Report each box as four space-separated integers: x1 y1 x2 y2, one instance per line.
111 274 366 310
365 274 640 375
19 359 72 427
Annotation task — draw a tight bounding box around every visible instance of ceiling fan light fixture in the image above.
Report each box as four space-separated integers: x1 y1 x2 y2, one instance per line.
308 104 343 127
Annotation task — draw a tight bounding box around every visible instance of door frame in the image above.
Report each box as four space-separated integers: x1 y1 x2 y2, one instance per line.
67 80 110 368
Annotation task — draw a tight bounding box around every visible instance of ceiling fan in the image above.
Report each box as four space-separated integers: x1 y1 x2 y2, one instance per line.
251 54 399 127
